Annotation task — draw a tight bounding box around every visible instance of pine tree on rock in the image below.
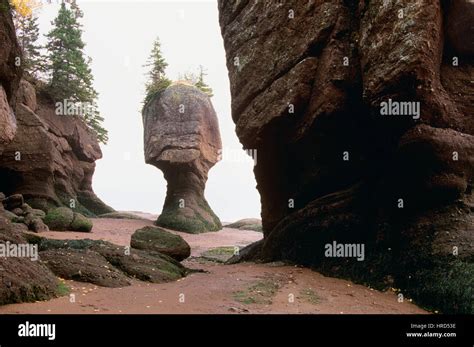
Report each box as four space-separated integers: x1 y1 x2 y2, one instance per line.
13 10 44 78
144 37 171 106
45 2 108 144
194 65 213 97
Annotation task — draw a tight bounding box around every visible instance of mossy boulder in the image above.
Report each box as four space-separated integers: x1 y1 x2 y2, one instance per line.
1 209 18 221
70 212 93 232
43 207 74 230
201 246 237 263
227 218 262 232
98 212 146 220
0 218 62 306
27 207 46 219
39 248 131 288
44 207 92 232
131 226 191 261
30 236 188 285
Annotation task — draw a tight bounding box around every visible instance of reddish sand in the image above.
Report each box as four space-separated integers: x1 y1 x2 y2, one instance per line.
0 218 427 314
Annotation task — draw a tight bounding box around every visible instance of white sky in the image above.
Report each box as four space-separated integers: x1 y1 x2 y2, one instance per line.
35 0 260 222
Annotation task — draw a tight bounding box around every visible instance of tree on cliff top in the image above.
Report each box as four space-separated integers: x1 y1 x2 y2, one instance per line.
143 37 171 106
179 65 213 97
13 10 44 79
45 2 108 144
193 65 213 97
11 0 44 78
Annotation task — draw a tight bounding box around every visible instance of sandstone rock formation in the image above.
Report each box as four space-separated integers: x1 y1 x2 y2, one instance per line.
0 79 114 217
43 207 93 232
226 218 262 232
219 0 473 313
34 237 189 286
1 193 49 233
0 1 60 305
0 0 21 154
143 82 222 233
131 226 191 261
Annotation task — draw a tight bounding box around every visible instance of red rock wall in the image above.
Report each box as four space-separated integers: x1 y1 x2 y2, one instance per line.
219 0 473 313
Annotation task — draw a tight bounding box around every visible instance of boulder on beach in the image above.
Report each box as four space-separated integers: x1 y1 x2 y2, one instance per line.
31 237 189 286
227 218 263 232
39 248 131 288
1 193 49 233
98 211 148 220
143 82 222 233
131 226 191 261
0 215 60 305
43 207 93 232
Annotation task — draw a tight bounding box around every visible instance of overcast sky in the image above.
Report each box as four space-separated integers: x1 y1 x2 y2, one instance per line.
35 0 260 222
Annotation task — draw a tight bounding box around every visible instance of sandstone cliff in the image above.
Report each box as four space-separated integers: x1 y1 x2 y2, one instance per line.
0 0 59 305
0 79 113 217
0 0 20 154
219 0 474 313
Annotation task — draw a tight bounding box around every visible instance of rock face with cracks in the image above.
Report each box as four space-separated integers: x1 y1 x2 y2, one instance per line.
0 1 60 306
143 83 223 233
219 0 474 313
0 0 20 154
0 78 114 217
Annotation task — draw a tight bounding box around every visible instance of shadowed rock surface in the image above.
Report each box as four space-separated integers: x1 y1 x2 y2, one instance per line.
0 0 20 154
219 0 474 313
143 82 222 233
30 237 189 286
0 213 60 305
0 1 61 305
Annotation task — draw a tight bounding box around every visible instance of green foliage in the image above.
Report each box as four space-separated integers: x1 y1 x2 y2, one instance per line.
56 281 70 296
194 65 213 96
70 212 93 232
143 37 171 106
299 288 321 305
142 39 213 107
180 65 213 97
13 10 44 78
233 279 280 305
44 2 108 144
43 207 74 231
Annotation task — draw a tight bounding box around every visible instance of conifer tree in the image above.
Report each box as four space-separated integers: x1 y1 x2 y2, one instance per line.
194 65 213 97
45 2 107 144
12 1 43 78
143 37 171 105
